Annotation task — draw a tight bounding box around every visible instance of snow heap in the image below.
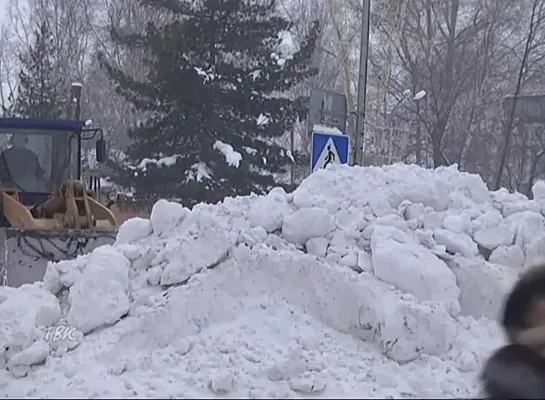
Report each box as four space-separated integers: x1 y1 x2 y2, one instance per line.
2 163 543 397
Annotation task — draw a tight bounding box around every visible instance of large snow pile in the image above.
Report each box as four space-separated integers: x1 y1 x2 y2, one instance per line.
1 163 540 398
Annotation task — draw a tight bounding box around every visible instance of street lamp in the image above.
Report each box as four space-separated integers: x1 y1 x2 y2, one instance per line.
388 89 427 165
414 90 427 100
391 89 426 113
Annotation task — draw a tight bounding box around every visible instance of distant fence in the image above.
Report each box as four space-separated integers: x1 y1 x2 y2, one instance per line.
112 200 154 223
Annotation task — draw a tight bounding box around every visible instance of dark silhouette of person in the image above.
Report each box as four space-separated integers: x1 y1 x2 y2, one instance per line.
324 144 335 168
0 134 50 192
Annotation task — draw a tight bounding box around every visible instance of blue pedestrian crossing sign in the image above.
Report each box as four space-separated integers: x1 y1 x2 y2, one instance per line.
311 128 350 173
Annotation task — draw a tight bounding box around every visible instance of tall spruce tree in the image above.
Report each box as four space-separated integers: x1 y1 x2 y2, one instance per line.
9 20 66 118
101 0 318 205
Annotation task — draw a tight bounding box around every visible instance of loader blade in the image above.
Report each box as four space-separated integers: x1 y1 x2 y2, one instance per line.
0 228 116 287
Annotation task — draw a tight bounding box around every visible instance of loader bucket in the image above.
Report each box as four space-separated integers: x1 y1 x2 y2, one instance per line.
0 228 116 287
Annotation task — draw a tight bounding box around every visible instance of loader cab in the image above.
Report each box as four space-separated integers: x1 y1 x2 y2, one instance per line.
0 117 107 206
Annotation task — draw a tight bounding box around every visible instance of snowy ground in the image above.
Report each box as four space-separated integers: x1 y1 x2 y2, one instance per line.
2 163 541 398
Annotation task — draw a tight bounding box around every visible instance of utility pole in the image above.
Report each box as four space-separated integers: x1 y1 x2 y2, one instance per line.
354 0 371 166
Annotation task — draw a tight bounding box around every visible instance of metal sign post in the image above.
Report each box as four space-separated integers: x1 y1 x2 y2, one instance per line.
308 89 350 175
308 88 348 132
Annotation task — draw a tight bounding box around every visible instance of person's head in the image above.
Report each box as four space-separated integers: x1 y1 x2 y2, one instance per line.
10 134 29 149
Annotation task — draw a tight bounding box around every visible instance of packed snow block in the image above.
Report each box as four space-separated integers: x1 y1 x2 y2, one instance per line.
357 250 373 274
239 226 268 247
472 224 515 250
473 209 504 229
423 211 445 230
329 230 356 254
436 166 491 205
320 270 388 342
0 285 61 373
492 188 529 205
118 243 157 271
448 191 481 210
448 257 517 319
523 233 545 267
389 176 451 211
282 207 335 245
502 200 541 218
223 245 384 344
42 261 64 295
159 227 233 286
379 299 456 363
370 225 460 316
400 202 426 222
433 228 478 258
489 245 524 268
305 237 328 258
505 211 545 256
442 213 472 234
538 200 545 216
66 246 130 334
115 217 153 244
374 214 410 233
532 180 545 200
149 199 189 236
367 196 395 217
415 228 437 249
339 250 359 271
7 339 50 378
334 207 367 231
247 191 293 233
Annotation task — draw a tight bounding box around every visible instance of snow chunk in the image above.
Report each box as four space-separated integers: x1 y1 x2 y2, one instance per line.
65 246 130 334
502 200 541 217
150 199 189 236
506 211 545 255
524 234 545 266
248 189 292 232
116 217 152 244
380 300 456 363
213 140 242 167
489 245 525 268
209 370 234 394
0 286 61 374
289 377 326 394
474 209 503 228
450 258 517 319
473 225 514 250
7 339 50 378
433 229 478 258
442 214 471 234
371 225 460 316
159 227 233 286
306 237 328 258
282 207 335 244
533 180 545 200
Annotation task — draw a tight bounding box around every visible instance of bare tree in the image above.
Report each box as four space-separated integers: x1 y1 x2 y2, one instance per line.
495 0 545 189
0 24 18 111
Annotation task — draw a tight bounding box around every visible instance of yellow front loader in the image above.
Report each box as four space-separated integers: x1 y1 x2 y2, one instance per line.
0 116 119 287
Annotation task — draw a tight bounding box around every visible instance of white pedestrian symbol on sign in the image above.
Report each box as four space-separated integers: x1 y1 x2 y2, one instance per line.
313 138 342 172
